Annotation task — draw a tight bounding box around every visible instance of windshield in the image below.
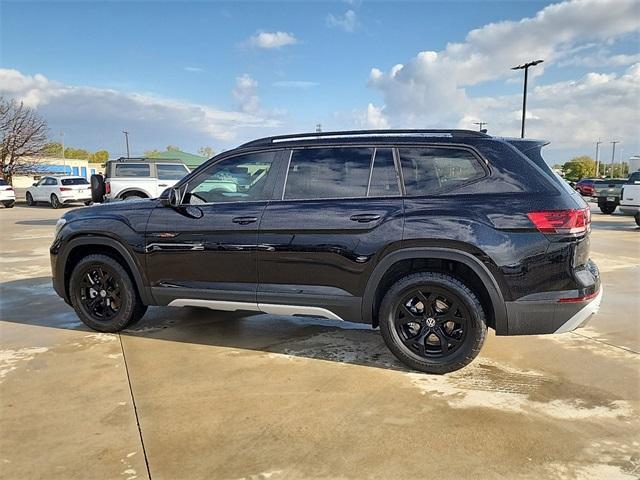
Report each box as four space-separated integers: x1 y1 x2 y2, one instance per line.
61 178 89 185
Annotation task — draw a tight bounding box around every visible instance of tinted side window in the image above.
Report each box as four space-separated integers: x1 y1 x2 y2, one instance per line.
368 148 399 197
399 147 484 195
61 178 89 185
157 164 189 180
115 164 150 177
284 147 373 200
186 151 276 204
46 178 58 185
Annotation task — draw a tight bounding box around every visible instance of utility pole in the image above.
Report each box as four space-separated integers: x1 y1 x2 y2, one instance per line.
512 59 544 138
610 141 619 177
315 123 322 133
473 121 487 132
595 139 602 177
122 130 130 158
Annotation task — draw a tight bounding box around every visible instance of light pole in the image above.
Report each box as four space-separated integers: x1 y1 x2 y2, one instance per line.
512 59 544 138
610 141 619 177
122 130 130 158
473 121 487 132
595 139 602 177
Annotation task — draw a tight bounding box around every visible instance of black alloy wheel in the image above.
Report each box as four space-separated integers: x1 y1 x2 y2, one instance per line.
78 264 123 321
379 272 487 374
50 194 61 209
26 192 34 206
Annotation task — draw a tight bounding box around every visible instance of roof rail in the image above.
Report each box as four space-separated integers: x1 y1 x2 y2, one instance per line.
239 129 490 148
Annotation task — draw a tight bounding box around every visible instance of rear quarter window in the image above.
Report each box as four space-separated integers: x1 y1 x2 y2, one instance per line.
399 147 485 195
61 178 89 185
157 164 189 180
114 164 150 177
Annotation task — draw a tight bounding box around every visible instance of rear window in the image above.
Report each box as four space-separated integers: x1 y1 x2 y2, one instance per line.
284 147 373 200
508 141 577 195
61 178 89 185
157 164 189 180
399 147 485 195
114 164 150 177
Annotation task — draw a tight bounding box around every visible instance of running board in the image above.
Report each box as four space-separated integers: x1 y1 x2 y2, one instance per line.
167 298 344 321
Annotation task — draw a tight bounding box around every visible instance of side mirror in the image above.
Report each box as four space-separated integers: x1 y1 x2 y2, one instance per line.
33 182 38 187
167 188 181 208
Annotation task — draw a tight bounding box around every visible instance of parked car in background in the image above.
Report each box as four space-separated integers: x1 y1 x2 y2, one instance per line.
26 176 91 209
620 171 640 226
593 178 628 214
0 179 16 208
91 158 190 203
574 178 596 196
51 129 601 374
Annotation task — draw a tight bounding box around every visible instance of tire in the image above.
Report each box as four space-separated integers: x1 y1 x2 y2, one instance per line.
379 272 487 374
2 201 14 208
90 174 105 203
69 254 147 332
50 194 61 209
599 204 616 214
635 213 640 227
122 193 145 201
25 192 34 206
84 201 93 206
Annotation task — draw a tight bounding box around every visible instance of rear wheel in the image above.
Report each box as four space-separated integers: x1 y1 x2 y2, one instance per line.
50 194 61 209
121 192 145 201
379 272 487 374
84 201 92 206
635 213 640 227
599 203 616 214
25 192 34 206
69 254 147 332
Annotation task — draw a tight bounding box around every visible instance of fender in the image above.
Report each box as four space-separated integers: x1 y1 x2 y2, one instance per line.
60 235 154 305
116 188 151 199
362 247 508 335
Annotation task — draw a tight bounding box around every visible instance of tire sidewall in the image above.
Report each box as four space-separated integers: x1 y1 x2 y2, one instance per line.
69 255 137 332
50 194 60 209
379 272 487 374
26 192 34 206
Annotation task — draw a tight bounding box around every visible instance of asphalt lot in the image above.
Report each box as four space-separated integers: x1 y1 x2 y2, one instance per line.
1 202 639 480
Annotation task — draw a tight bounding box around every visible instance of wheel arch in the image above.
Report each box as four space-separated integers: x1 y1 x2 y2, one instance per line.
363 248 508 334
61 236 153 305
116 188 151 199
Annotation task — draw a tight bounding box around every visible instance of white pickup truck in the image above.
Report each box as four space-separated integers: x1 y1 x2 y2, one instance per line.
92 158 190 202
619 171 640 226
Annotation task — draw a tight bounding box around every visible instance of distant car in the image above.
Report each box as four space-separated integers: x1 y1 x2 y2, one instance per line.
26 175 92 209
574 178 596 196
620 171 640 226
91 158 190 203
593 178 628 214
0 178 16 208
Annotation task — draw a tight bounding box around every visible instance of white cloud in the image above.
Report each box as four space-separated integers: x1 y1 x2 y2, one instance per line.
0 69 281 155
184 66 204 73
362 103 389 129
326 10 359 33
365 0 640 158
272 80 319 89
246 31 297 49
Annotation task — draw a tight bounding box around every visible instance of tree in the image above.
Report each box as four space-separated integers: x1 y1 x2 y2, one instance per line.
562 156 596 180
144 149 161 157
63 147 91 160
198 146 214 158
91 150 109 163
0 97 49 183
42 141 63 157
166 145 181 151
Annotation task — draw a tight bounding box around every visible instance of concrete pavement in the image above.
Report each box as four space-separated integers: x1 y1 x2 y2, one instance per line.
1 203 638 479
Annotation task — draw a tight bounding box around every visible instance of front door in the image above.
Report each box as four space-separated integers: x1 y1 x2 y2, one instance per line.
145 150 282 306
257 147 405 321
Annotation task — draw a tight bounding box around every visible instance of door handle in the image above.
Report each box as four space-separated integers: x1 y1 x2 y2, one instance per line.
232 216 258 225
158 183 168 187
350 214 381 223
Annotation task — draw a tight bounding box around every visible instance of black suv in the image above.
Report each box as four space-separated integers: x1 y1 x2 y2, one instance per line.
51 130 601 373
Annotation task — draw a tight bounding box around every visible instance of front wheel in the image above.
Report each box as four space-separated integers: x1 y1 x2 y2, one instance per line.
635 213 640 227
379 272 487 374
599 203 616 214
50 194 61 209
25 192 35 206
69 254 147 332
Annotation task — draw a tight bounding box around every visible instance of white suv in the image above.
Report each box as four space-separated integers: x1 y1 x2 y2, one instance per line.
0 178 16 208
96 158 190 202
26 176 92 208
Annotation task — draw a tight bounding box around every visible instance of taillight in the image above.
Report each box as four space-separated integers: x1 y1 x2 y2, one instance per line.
59 187 71 191
527 208 591 235
105 182 111 194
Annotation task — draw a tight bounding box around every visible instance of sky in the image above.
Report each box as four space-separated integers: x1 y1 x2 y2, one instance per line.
1 0 639 164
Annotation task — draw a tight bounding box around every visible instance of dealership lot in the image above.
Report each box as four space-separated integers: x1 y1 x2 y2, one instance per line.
1 204 638 480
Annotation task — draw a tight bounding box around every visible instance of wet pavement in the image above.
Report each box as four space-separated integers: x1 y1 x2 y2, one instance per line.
1 203 639 480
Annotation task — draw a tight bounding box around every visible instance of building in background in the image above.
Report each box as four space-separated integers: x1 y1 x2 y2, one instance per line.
628 155 640 175
11 157 97 188
146 149 206 169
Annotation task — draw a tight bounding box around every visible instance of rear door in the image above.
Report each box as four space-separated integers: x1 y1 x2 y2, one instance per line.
155 163 190 197
257 146 404 320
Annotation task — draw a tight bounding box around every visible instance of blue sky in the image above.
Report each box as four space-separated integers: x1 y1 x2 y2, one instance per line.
1 0 639 164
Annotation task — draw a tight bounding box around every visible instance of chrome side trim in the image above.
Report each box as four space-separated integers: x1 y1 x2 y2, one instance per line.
146 243 205 253
167 298 344 321
554 288 603 334
258 303 344 321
